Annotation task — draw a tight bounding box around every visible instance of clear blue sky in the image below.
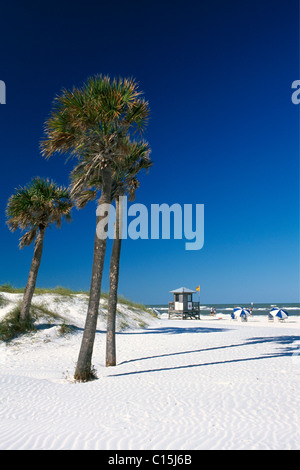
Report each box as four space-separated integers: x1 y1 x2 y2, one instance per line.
0 0 299 305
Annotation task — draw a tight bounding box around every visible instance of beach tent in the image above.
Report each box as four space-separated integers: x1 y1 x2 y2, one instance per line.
270 308 288 320
233 307 250 321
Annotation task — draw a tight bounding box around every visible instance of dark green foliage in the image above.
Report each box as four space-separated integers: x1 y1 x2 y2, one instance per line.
0 305 36 342
0 302 74 342
6 177 72 249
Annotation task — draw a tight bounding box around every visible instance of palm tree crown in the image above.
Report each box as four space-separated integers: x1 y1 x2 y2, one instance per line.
41 75 150 167
6 177 72 248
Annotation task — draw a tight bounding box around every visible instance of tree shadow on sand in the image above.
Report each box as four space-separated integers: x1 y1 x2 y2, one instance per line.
118 325 229 335
108 334 300 378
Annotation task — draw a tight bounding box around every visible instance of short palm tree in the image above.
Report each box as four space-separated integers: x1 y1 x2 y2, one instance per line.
71 140 152 367
41 75 150 381
6 177 72 322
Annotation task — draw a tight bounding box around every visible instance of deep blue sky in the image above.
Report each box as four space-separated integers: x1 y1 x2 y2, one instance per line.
0 0 299 305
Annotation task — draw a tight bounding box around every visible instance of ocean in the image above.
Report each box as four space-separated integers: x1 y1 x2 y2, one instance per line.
149 302 300 316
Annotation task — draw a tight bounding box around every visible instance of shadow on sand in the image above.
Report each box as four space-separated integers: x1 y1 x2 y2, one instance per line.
108 333 300 378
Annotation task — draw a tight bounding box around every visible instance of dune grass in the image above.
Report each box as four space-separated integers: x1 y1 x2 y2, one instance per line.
0 284 149 311
0 294 9 308
0 304 36 342
0 301 71 343
0 283 86 296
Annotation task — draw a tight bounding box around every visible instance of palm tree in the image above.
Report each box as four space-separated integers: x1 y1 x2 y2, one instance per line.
6 177 72 322
106 143 152 367
71 140 152 367
41 75 150 381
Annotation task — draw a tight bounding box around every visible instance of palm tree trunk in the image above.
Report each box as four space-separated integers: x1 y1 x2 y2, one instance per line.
106 196 123 367
20 226 46 322
74 167 112 382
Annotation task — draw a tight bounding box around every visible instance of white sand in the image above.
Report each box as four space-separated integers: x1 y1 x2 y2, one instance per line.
0 293 299 450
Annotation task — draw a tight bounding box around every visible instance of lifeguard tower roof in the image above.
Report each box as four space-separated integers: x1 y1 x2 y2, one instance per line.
170 287 197 294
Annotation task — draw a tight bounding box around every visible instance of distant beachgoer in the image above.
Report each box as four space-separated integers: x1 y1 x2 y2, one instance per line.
213 307 216 316
249 307 253 317
240 312 247 322
210 307 214 316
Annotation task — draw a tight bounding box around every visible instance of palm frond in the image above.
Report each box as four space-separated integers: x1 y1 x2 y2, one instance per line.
19 228 38 249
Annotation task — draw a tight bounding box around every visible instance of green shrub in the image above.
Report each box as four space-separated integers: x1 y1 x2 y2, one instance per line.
58 321 74 336
0 283 24 293
0 302 73 342
0 294 9 308
0 305 36 342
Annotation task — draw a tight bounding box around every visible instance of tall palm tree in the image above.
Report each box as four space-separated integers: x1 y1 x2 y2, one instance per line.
71 140 152 367
6 177 72 322
106 143 152 367
41 75 150 381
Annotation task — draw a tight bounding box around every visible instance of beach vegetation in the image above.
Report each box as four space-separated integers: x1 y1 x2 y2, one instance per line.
58 321 74 336
0 284 148 311
0 304 36 342
0 301 72 342
0 294 9 308
116 295 148 312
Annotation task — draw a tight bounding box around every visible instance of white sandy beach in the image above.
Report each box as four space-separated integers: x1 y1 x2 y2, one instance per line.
0 293 299 450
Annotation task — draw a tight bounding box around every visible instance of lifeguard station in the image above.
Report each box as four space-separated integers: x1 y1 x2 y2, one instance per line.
168 287 200 320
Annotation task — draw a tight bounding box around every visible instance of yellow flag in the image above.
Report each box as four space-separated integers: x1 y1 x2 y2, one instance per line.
196 285 200 292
